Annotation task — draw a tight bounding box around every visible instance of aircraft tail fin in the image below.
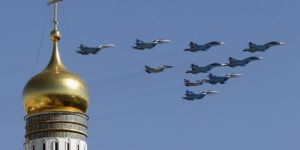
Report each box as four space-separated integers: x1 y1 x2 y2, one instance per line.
229 57 236 62
184 79 189 84
185 90 192 94
136 39 143 43
249 42 256 47
191 64 198 68
144 65 151 73
145 65 151 69
190 42 196 47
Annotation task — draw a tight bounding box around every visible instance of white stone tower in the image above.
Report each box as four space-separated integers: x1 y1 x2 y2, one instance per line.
23 1 90 150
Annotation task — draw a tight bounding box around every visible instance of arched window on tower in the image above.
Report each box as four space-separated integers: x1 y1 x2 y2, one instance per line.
43 143 46 150
65 140 71 150
67 142 70 150
54 142 59 150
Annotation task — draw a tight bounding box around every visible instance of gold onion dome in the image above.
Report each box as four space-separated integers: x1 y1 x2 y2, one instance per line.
23 30 89 115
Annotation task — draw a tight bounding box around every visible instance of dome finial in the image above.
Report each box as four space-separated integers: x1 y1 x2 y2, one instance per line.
49 0 61 42
47 0 65 71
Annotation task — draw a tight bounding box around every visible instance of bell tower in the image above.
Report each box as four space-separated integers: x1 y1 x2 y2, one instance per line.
23 0 90 149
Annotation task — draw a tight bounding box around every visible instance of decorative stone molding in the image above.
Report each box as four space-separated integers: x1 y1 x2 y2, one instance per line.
25 112 88 141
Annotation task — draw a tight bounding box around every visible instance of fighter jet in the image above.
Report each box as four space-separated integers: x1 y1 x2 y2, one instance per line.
184 41 225 52
144 65 173 74
243 41 285 53
205 73 243 85
132 39 172 50
222 56 263 68
184 79 207 87
182 90 219 101
76 44 115 55
186 63 223 74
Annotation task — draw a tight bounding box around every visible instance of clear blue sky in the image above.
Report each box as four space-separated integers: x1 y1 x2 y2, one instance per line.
0 0 299 149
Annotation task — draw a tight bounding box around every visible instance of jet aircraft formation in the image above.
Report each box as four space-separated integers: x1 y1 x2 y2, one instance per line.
76 40 284 101
182 41 283 100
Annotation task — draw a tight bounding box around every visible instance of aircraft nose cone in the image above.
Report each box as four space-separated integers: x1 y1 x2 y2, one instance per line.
235 74 243 77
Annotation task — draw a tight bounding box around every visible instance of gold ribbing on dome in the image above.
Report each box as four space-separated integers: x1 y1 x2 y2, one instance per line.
23 0 89 115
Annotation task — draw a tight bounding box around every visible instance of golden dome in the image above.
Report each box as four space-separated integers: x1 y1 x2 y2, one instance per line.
23 31 89 115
